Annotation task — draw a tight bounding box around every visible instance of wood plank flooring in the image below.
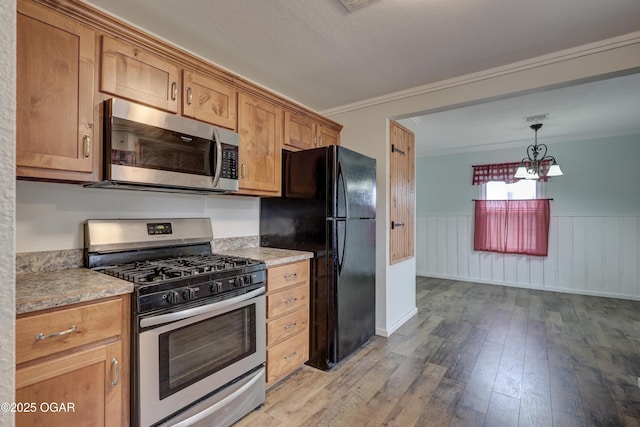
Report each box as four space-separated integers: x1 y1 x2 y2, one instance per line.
236 277 640 426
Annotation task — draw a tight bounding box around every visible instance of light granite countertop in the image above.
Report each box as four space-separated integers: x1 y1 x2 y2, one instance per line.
217 247 313 267
16 247 311 315
16 269 134 315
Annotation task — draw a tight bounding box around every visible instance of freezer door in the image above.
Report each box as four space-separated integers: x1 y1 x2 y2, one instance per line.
335 147 376 219
332 218 376 364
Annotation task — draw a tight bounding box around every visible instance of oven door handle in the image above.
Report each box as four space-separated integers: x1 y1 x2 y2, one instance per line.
166 367 265 427
140 287 265 328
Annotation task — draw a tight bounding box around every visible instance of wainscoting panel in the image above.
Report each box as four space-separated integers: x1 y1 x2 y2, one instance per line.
416 214 640 300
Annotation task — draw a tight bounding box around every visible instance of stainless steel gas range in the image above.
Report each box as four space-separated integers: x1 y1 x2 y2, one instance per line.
84 218 266 427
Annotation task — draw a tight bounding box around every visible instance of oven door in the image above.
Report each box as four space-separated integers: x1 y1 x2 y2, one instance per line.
137 287 266 427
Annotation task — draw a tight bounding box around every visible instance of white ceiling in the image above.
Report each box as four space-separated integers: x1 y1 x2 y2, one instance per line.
83 0 640 156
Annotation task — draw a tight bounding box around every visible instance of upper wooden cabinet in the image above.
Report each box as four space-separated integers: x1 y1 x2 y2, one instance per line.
283 111 340 151
100 35 180 113
237 93 283 196
182 70 237 130
16 0 98 182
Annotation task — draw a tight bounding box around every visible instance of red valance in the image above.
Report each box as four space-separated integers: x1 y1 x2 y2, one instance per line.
472 161 551 185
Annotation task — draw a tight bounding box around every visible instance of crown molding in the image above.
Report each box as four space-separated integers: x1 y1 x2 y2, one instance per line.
321 31 640 117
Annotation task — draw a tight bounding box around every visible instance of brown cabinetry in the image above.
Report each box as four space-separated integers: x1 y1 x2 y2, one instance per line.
15 296 129 427
265 260 310 387
16 0 98 182
182 70 237 129
237 92 283 196
100 35 180 113
284 111 340 151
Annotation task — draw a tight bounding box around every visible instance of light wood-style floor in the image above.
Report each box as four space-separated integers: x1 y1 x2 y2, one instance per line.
236 277 640 426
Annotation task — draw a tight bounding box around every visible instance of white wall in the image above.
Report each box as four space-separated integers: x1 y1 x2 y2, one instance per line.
326 32 640 336
0 0 16 424
416 134 640 299
16 181 260 253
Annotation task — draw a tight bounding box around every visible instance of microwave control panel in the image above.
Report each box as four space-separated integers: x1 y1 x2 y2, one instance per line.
221 144 238 179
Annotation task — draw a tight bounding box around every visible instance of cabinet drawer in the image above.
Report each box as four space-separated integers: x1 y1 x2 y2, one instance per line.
267 282 308 318
267 260 309 292
267 306 308 346
16 298 123 365
266 332 308 385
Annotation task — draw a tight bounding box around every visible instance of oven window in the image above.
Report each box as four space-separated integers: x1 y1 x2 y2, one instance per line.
158 306 256 400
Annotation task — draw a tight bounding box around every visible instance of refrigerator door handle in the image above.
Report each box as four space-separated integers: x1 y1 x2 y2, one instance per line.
337 219 348 275
337 161 350 219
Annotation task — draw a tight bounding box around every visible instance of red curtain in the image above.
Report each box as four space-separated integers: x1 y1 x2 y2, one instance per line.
472 161 551 185
474 199 550 256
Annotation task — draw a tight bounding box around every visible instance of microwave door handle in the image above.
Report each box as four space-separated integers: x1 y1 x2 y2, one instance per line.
212 127 223 188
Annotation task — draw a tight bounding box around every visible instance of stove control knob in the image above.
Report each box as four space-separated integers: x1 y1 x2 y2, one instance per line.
183 287 199 301
166 290 180 304
243 275 252 285
210 281 222 294
234 277 244 288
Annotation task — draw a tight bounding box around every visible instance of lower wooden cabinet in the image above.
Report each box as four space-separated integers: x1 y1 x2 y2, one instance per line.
265 260 310 387
15 295 129 427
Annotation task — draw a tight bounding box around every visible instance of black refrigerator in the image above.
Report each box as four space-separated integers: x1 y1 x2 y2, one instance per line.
260 146 376 370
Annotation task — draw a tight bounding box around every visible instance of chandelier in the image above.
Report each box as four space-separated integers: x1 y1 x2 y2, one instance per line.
514 123 563 180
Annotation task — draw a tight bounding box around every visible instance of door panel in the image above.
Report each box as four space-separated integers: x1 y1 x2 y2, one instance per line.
335 147 376 219
333 219 375 363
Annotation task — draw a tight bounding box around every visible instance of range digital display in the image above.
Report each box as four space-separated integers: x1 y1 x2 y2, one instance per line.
147 222 173 235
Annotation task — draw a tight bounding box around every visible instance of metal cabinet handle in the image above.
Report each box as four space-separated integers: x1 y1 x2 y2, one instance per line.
111 358 119 387
284 322 297 330
391 221 405 229
241 163 246 179
283 273 297 280
284 297 298 304
313 134 317 146
187 87 193 106
83 135 91 158
171 82 178 101
284 351 297 360
319 135 323 146
35 325 77 341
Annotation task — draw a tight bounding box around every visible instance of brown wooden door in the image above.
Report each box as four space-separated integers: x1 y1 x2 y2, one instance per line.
317 124 340 147
182 70 237 130
16 0 97 181
15 341 122 427
283 111 315 150
237 92 283 195
100 35 180 113
389 120 415 264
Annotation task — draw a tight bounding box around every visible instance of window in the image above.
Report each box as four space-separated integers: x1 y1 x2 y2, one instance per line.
483 180 538 200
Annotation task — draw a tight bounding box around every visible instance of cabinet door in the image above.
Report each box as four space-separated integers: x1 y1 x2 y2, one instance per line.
182 70 237 130
16 0 96 181
317 124 340 147
15 341 122 427
283 111 315 150
237 93 283 195
101 35 180 113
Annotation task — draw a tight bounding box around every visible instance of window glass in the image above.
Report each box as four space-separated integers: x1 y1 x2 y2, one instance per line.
485 180 537 200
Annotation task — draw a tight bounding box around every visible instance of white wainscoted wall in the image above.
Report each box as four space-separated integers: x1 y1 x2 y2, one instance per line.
415 133 640 300
417 215 640 299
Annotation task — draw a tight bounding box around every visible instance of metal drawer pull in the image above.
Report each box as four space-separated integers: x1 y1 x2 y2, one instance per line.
284 351 297 360
111 358 119 387
187 87 193 105
35 325 77 341
284 322 297 330
83 135 91 158
283 273 298 279
284 297 298 304
171 82 178 100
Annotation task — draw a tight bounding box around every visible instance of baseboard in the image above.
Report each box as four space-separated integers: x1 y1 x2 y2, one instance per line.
375 307 418 337
416 272 640 302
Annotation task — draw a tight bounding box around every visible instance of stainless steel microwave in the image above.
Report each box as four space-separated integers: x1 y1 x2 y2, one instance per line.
87 98 239 194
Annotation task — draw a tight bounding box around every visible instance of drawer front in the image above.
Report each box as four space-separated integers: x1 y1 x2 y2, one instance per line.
267 332 308 384
267 260 309 292
267 282 308 318
267 306 308 346
16 298 123 365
